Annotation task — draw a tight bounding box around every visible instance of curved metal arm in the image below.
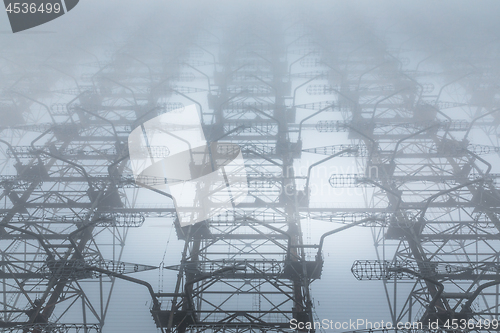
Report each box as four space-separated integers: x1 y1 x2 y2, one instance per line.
356 61 388 91
170 89 204 125
30 128 53 151
467 150 492 175
89 266 160 310
415 51 443 72
28 126 93 193
305 148 357 196
36 150 93 191
387 267 444 311
371 87 410 121
65 91 90 125
0 138 21 165
102 76 138 106
29 127 92 189
183 62 211 94
285 32 309 50
146 126 196 165
288 51 316 81
192 42 217 72
316 217 385 260
436 72 474 103
299 104 333 141
464 108 500 141
422 104 453 140
391 124 440 163
461 281 500 313
10 91 55 124
292 74 323 107
75 106 118 140
419 178 485 220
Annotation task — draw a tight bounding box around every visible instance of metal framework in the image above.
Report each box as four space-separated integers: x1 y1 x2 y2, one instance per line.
1 2 499 333
302 7 500 332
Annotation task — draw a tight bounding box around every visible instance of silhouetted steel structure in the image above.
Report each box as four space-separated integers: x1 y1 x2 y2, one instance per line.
1 3 500 333
0 8 204 332
152 12 320 333
302 10 500 332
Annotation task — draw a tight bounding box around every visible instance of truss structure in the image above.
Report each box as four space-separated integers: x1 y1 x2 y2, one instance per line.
1 2 499 333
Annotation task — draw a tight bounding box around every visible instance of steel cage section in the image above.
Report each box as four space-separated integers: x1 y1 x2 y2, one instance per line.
306 18 500 330
155 20 320 333
0 25 198 331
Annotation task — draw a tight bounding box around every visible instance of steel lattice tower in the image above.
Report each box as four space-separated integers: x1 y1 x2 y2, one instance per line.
152 9 320 333
1 2 500 333
0 6 205 331
303 7 500 331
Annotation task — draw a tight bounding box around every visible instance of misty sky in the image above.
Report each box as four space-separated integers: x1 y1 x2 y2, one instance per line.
1 1 500 332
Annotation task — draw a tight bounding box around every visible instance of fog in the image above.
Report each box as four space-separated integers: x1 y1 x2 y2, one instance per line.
1 1 500 332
